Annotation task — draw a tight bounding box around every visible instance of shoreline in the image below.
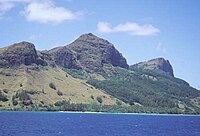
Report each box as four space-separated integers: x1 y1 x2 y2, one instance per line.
0 110 200 116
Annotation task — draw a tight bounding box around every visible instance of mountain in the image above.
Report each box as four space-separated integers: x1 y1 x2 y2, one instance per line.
0 33 200 114
49 33 129 73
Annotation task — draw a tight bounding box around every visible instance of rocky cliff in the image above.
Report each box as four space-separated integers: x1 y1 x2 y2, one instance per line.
0 42 47 68
130 58 174 77
48 46 81 69
67 33 129 72
0 35 174 77
47 33 129 72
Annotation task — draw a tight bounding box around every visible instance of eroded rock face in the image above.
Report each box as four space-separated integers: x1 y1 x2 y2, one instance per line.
67 33 129 72
48 46 81 69
0 41 47 68
130 58 174 77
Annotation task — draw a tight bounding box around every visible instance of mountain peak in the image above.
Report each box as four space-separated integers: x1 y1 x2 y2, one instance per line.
67 33 129 72
74 33 111 46
130 57 174 77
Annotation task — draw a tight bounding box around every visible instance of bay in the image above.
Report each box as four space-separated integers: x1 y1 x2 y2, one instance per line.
0 111 200 136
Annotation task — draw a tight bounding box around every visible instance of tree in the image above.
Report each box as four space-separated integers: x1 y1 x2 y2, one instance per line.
57 90 63 96
0 91 8 102
12 100 18 106
97 96 103 104
49 82 56 90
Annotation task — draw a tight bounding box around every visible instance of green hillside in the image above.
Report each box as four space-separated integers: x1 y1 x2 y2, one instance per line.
87 65 200 114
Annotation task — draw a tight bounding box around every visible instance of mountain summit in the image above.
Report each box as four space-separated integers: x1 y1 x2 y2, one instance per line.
49 33 129 72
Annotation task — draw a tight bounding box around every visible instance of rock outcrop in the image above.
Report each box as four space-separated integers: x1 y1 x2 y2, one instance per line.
0 35 173 77
0 34 129 72
130 58 174 77
0 41 47 68
48 46 81 69
67 33 129 72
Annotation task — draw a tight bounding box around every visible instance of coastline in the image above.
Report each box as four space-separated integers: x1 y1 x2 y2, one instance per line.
1 110 200 116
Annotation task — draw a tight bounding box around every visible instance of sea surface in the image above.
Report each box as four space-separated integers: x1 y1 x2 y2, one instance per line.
0 111 200 136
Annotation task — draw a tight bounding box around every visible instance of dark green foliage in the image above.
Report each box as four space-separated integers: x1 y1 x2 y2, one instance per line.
87 67 200 113
0 91 8 102
116 100 122 106
63 69 86 79
91 95 94 99
20 83 23 87
57 90 63 96
51 102 191 114
54 100 86 112
12 100 18 106
96 96 103 104
49 82 56 90
12 91 32 106
15 91 30 101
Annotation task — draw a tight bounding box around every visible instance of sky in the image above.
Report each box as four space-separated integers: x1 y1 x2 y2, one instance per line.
0 0 200 89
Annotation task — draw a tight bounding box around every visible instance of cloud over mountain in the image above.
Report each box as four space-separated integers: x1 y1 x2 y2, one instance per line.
97 21 160 36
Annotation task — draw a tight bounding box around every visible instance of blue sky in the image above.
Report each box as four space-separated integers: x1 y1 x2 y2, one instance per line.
0 0 200 89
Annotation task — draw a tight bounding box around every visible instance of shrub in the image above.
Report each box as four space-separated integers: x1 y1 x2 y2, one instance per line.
22 99 32 106
96 96 103 104
42 89 45 94
116 100 122 106
57 90 63 96
91 95 94 99
16 91 30 101
3 89 8 94
49 82 56 90
0 91 8 102
12 100 18 106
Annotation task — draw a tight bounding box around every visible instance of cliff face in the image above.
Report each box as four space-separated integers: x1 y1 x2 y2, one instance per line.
130 58 174 77
48 46 81 69
67 33 129 72
0 42 47 68
0 35 173 77
0 34 128 72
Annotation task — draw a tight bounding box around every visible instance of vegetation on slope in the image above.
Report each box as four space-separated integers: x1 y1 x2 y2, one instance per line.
87 66 200 114
0 66 119 110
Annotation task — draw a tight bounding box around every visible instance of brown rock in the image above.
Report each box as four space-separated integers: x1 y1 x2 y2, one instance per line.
130 58 174 77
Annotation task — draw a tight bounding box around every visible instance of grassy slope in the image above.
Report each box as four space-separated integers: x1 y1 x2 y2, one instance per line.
0 66 119 109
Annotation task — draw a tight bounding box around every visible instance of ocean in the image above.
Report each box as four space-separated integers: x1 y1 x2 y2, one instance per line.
0 111 200 136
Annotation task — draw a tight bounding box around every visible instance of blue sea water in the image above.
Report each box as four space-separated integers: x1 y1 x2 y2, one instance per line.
0 111 200 136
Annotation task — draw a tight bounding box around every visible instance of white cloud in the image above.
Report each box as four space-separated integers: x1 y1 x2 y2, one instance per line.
97 22 112 33
0 0 83 24
97 21 160 36
156 42 167 54
23 2 82 24
0 0 44 15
